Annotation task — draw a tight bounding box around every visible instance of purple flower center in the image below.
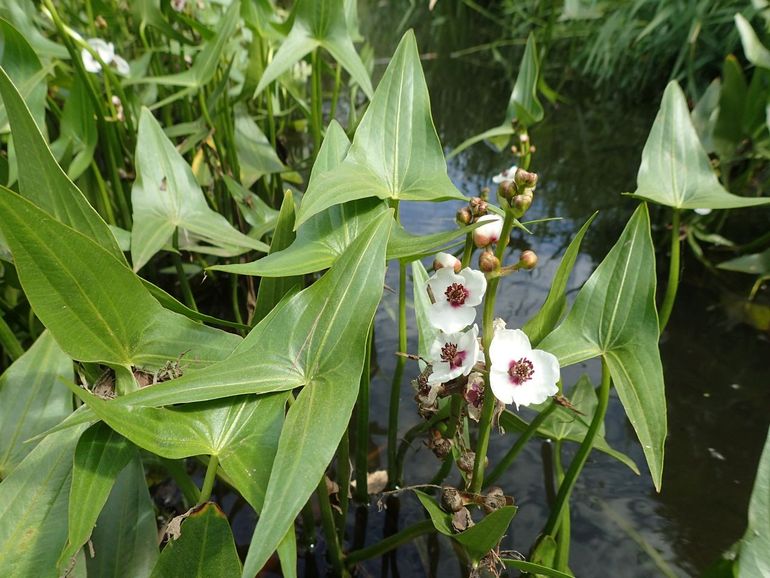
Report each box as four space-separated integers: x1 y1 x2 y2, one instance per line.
445 283 469 307
508 357 534 385
440 342 466 369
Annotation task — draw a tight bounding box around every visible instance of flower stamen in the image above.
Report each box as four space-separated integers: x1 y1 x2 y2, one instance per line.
508 358 534 385
440 342 466 369
444 283 469 307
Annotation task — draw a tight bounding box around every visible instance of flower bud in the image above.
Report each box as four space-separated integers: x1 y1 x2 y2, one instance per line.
514 168 538 189
456 207 472 226
497 179 515 201
451 508 474 532
433 252 462 273
457 451 476 473
428 433 452 459
478 250 500 274
519 250 538 270
512 191 533 217
440 487 465 513
473 214 504 248
469 197 488 217
482 486 507 513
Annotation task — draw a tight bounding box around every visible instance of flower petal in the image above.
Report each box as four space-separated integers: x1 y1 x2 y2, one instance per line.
81 49 101 73
530 349 560 387
489 328 532 371
428 301 476 333
489 369 514 404
427 266 457 301
112 55 130 76
510 375 558 409
459 268 487 306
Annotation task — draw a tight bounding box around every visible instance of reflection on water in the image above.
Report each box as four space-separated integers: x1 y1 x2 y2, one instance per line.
353 3 770 577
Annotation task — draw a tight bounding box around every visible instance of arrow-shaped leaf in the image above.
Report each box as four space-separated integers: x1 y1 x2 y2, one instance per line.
505 32 544 127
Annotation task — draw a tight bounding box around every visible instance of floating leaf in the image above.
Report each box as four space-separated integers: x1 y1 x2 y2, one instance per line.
254 0 373 98
735 14 770 70
539 205 666 490
0 187 240 372
131 108 268 272
505 32 544 127
59 423 134 570
629 81 770 210
523 213 596 346
241 213 391 577
295 31 464 227
0 331 72 477
87 453 159 578
150 503 241 578
737 426 770 578
0 426 86 576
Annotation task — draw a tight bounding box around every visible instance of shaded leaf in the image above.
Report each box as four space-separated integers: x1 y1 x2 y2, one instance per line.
505 32 544 127
736 14 770 69
630 81 770 209
539 205 666 490
737 426 770 578
223 175 278 238
295 31 464 227
131 108 268 272
241 213 391 577
254 0 372 98
233 105 286 188
717 248 770 275
150 503 241 578
501 558 574 578
0 331 72 477
0 18 46 133
50 76 97 181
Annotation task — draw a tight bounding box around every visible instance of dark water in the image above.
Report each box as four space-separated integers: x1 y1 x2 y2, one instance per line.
343 3 770 578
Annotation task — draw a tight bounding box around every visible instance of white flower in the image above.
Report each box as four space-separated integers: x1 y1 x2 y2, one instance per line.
473 214 504 248
433 252 461 273
694 208 712 216
427 324 480 385
427 267 487 333
171 0 187 11
81 38 130 76
492 164 518 184
489 328 560 409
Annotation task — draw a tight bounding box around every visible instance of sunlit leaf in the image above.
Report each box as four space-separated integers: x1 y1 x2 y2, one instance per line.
254 0 373 98
0 331 71 477
629 81 770 210
241 213 391 577
0 66 123 258
59 423 134 571
523 213 596 346
505 32 544 127
87 454 159 578
735 14 770 69
691 78 721 153
539 204 666 490
0 426 87 576
447 125 515 159
131 108 268 272
295 31 464 227
233 105 286 188
737 426 770 578
150 503 241 578
0 187 240 372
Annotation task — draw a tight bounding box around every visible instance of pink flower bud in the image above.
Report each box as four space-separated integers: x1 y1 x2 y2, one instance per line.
433 252 462 273
473 214 504 248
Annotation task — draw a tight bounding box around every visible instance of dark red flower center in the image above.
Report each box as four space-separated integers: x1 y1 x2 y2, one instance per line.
440 342 466 369
445 283 469 307
508 358 534 385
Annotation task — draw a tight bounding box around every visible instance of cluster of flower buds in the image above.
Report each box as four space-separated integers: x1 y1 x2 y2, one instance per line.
497 167 538 219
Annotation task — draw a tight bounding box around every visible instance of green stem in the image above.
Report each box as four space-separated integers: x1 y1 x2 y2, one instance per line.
468 211 516 494
354 326 373 503
330 63 342 121
461 233 474 268
658 208 681 333
198 454 219 503
310 49 323 155
387 260 408 488
337 429 351 543
0 314 23 361
553 439 571 571
172 229 198 311
543 357 611 536
89 160 117 225
483 401 557 487
317 475 347 577
345 519 435 566
430 395 463 486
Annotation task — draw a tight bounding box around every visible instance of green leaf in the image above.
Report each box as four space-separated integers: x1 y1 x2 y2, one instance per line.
131 108 268 272
0 187 240 371
500 376 639 475
254 0 373 98
0 331 72 477
59 423 134 570
737 426 770 578
0 66 123 259
501 558 575 578
241 212 391 577
51 76 97 181
129 1 240 89
629 81 770 210
0 17 46 135
233 105 286 188
717 248 770 275
411 261 438 365
0 426 87 576
447 125 515 159
523 213 597 346
150 503 241 578
539 205 666 490
223 175 278 238
713 56 748 155
295 31 464 227
735 14 770 69
87 453 159 578
414 490 454 535
252 191 303 324
505 32 544 127
691 78 721 153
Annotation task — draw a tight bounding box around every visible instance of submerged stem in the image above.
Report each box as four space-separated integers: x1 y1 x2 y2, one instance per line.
543 357 611 536
658 208 681 333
